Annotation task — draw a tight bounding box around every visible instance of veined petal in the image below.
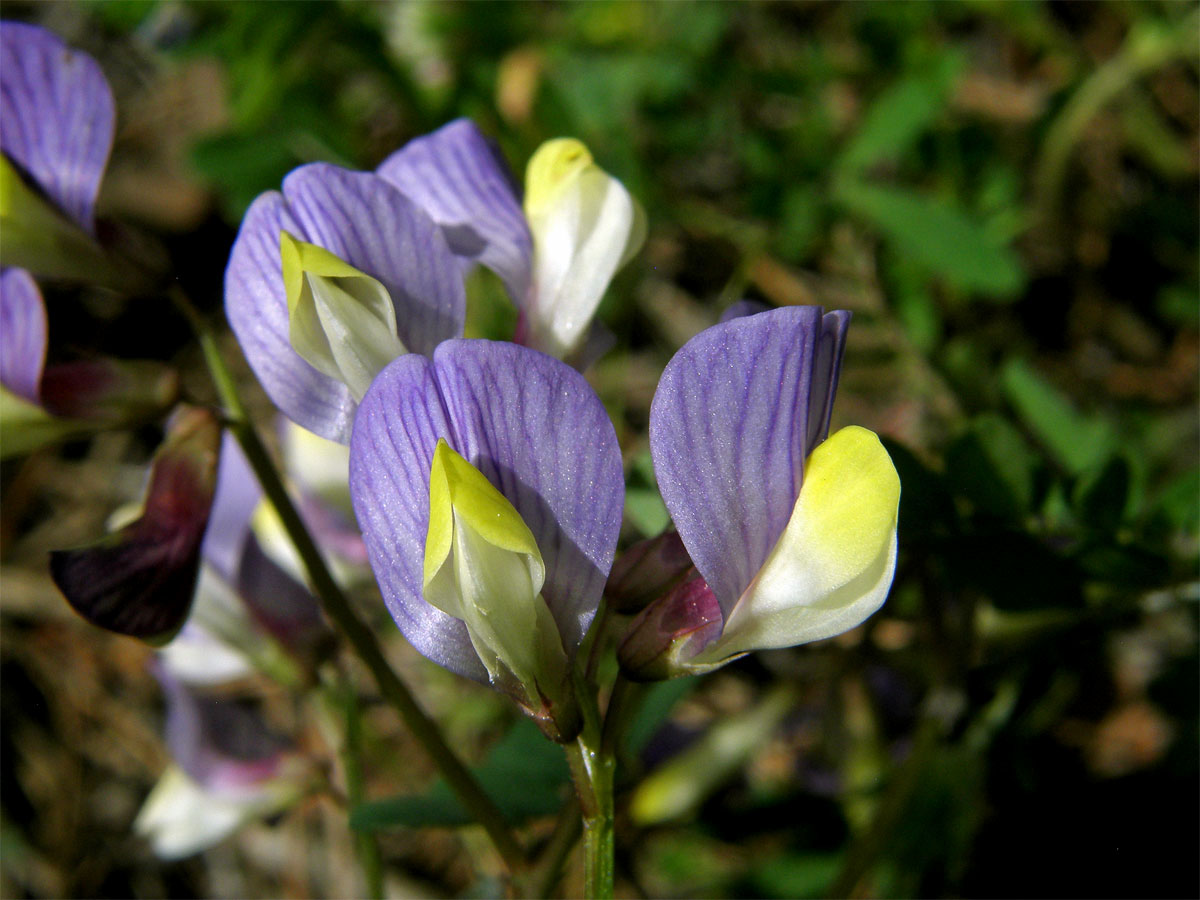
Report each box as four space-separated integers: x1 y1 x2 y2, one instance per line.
0 267 46 403
695 426 900 663
649 307 849 613
523 138 645 358
225 164 465 443
0 155 116 283
349 340 624 684
432 340 624 652
377 119 532 305
281 232 406 401
0 22 114 233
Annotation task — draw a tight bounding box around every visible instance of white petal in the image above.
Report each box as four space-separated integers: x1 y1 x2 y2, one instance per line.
696 426 900 662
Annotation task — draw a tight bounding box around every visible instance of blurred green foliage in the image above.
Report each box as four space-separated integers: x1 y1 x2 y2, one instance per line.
8 0 1199 897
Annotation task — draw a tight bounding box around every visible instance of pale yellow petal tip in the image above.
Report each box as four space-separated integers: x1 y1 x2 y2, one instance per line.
423 439 455 586
424 439 543 582
279 231 364 281
524 137 594 215
807 425 901 524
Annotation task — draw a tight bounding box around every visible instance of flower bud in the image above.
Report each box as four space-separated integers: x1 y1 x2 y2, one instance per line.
424 438 578 738
522 138 645 358
281 231 406 401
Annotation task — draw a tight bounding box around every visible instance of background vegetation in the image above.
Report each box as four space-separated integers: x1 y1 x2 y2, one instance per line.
2 1 1196 897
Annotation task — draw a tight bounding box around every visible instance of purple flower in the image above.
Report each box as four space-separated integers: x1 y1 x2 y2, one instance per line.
135 664 310 860
0 267 178 458
348 339 624 739
196 432 333 670
619 307 901 679
378 123 644 361
0 22 121 283
225 122 644 444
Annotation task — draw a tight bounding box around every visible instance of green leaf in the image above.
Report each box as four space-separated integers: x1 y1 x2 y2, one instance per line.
836 181 1025 298
837 53 962 175
1000 359 1118 475
626 679 694 755
946 414 1041 521
1074 456 1132 533
349 718 570 830
1152 466 1200 535
625 488 671 537
750 853 843 900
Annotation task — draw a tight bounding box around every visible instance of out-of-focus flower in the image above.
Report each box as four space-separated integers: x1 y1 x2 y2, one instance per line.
50 406 222 642
0 269 178 458
190 433 334 677
0 22 122 285
134 665 312 860
348 339 624 739
619 307 901 679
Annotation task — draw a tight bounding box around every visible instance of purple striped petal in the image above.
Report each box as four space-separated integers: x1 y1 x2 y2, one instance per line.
377 119 532 306
0 22 114 233
649 307 850 613
0 267 46 403
349 339 624 682
225 164 465 443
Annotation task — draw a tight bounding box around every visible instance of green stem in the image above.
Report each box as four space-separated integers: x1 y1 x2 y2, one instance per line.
565 736 615 900
338 672 385 900
523 795 582 899
170 287 527 873
1033 9 1200 219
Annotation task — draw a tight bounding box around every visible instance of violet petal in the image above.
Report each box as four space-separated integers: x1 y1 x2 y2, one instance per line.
0 267 46 403
377 119 532 305
0 22 114 233
349 339 624 681
648 307 849 613
225 164 465 443
156 664 289 794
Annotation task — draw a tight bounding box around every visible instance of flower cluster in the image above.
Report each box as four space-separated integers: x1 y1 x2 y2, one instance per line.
222 114 900 726
4 19 901 867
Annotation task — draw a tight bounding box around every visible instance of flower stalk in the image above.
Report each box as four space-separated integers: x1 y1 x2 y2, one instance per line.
169 286 527 873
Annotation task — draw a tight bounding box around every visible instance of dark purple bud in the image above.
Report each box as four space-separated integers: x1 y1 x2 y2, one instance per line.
51 406 221 642
617 573 725 681
606 530 694 614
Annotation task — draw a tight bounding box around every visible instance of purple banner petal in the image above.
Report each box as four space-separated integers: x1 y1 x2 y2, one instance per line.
349 339 624 682
377 119 532 306
0 267 46 403
649 307 849 613
0 22 114 233
225 164 466 443
806 310 851 453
